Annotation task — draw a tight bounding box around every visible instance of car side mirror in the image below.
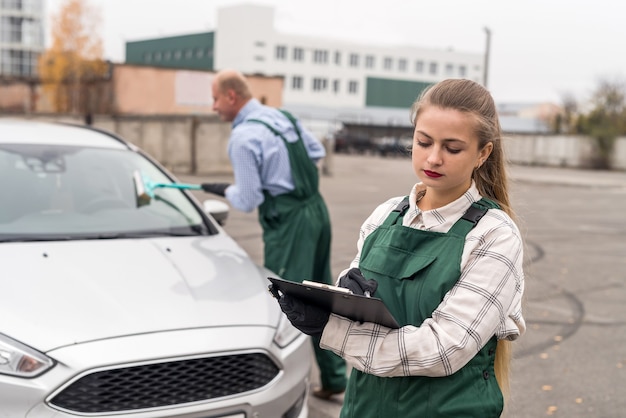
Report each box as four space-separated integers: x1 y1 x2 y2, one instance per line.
203 199 229 226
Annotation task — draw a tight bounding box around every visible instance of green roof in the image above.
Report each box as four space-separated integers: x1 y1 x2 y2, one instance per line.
366 77 433 108
125 32 215 71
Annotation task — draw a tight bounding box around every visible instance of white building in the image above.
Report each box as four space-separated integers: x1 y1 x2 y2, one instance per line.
214 4 484 126
126 3 485 130
0 0 44 78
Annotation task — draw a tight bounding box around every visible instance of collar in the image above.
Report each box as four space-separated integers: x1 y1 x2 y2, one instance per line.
405 181 482 230
232 98 261 128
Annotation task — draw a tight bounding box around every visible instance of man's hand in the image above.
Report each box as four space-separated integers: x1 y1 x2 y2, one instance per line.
200 183 230 197
338 268 378 297
269 285 330 336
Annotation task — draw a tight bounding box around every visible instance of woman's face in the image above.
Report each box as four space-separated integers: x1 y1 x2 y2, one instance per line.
412 106 492 204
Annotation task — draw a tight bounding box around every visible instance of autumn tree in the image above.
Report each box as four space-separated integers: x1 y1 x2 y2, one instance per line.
38 0 109 114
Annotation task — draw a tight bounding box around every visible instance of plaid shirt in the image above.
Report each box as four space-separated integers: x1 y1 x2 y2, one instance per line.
320 182 526 377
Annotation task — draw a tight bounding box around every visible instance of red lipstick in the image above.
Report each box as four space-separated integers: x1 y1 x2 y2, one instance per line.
424 170 443 178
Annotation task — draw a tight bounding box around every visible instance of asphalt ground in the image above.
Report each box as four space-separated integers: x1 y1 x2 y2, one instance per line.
182 154 626 418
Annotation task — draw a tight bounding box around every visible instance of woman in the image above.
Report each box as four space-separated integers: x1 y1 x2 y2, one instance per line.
277 79 526 417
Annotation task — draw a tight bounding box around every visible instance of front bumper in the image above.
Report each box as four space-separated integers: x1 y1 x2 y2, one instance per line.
0 326 312 418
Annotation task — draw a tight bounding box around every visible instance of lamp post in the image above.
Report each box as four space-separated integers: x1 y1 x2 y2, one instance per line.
483 27 491 88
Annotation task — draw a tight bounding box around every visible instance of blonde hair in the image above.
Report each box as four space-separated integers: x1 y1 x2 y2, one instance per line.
411 78 513 396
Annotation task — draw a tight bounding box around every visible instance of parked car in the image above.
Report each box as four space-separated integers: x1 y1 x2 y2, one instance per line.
371 136 412 157
0 119 311 418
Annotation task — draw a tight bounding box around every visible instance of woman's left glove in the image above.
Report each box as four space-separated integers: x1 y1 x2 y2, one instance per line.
338 268 378 296
270 285 329 336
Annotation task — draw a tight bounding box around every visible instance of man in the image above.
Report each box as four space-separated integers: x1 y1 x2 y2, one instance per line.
203 69 347 399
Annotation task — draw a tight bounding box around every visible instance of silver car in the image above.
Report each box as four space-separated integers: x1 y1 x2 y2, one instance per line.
0 119 311 418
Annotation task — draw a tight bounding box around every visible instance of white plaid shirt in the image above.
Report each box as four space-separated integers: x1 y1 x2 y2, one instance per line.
320 181 526 377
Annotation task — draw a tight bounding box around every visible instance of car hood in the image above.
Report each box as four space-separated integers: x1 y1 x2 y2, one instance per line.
1 235 278 352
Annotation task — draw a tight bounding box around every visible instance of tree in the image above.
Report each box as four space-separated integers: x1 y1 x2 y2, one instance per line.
575 78 626 169
557 92 579 134
38 0 108 114
560 77 626 169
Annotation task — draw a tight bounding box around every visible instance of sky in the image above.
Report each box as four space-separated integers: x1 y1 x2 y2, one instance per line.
45 0 626 105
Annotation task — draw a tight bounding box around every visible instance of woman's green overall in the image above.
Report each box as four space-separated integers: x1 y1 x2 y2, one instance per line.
247 111 347 392
341 198 503 417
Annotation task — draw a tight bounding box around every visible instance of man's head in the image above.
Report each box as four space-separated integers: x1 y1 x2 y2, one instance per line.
211 69 253 122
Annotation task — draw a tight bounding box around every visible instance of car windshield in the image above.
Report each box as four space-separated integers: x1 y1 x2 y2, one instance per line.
0 143 211 241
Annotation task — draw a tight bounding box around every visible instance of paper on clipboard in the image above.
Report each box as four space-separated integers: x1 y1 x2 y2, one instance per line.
268 277 400 329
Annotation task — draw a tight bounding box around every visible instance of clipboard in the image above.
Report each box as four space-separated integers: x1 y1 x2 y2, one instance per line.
268 276 400 329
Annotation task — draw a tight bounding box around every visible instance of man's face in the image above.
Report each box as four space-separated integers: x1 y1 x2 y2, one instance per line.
211 80 237 122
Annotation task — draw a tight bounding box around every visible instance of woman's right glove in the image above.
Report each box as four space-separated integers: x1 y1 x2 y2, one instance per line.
338 268 378 297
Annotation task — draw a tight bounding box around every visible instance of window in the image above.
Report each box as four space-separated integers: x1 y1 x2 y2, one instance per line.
313 49 328 63
254 41 266 47
415 60 424 73
254 55 265 61
185 49 193 59
174 50 182 60
312 78 328 91
144 52 152 63
398 58 407 72
333 79 340 93
293 47 304 61
164 51 171 61
383 57 393 70
154 51 162 61
348 80 358 94
349 53 359 67
195 48 204 58
275 45 287 60
445 63 454 76
292 76 303 90
459 65 467 77
429 62 438 75
334 51 341 65
365 55 375 68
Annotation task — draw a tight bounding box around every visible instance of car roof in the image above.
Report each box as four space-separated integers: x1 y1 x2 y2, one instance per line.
0 118 130 150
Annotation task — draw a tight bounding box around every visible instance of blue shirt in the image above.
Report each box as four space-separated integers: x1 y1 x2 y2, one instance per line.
224 99 326 212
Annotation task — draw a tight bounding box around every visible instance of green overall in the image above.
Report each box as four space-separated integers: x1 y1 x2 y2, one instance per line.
341 198 503 418
247 111 347 391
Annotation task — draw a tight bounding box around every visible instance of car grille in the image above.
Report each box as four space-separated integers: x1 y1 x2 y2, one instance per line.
48 353 280 414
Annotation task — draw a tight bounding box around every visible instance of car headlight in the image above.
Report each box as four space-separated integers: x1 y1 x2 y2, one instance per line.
0 334 54 378
273 312 303 348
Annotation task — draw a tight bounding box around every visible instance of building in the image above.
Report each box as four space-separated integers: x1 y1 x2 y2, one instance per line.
0 0 44 79
125 3 485 132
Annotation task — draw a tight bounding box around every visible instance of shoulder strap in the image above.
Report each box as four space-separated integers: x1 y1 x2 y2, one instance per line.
381 196 410 227
448 197 500 237
246 109 302 142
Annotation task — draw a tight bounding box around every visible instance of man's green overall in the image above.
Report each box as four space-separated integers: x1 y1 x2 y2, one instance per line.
341 198 503 417
247 111 347 392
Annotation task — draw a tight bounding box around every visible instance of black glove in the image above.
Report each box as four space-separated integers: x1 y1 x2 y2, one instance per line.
200 182 230 197
269 284 329 336
338 268 378 296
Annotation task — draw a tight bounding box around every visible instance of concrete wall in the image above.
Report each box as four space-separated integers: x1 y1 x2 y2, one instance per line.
4 114 626 174
506 133 626 170
92 114 232 175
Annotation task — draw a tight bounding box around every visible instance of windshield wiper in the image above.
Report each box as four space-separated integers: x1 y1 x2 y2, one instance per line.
94 225 207 239
0 226 206 242
0 236 74 243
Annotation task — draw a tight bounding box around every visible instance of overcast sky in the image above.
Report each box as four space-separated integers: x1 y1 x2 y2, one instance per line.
45 0 626 104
